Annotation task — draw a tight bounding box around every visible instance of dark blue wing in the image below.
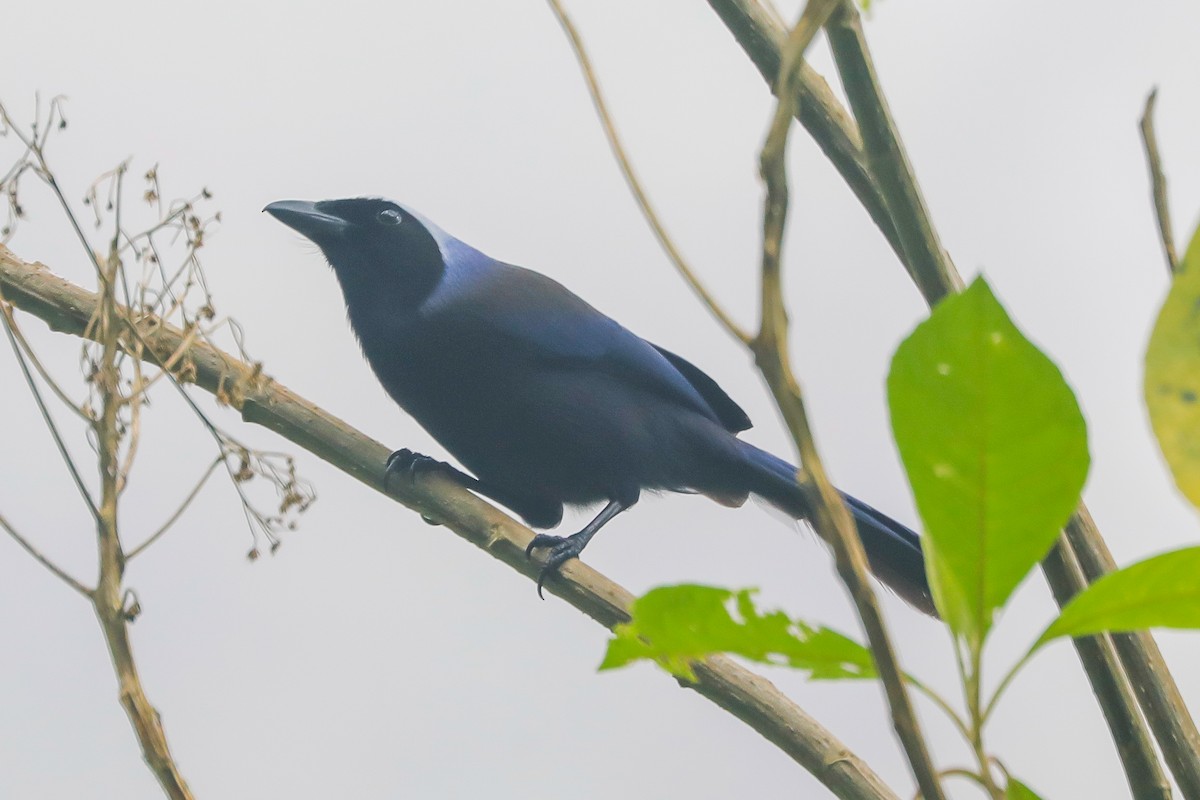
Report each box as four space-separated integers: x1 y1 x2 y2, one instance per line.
426 255 746 431
650 345 750 432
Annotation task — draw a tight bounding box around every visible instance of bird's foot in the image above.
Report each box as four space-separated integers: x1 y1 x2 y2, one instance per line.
385 448 448 526
386 448 448 479
525 532 589 599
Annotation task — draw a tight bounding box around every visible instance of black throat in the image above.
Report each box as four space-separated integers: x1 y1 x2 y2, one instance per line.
324 229 446 322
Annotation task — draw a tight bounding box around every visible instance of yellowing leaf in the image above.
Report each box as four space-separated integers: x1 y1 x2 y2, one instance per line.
1145 223 1200 509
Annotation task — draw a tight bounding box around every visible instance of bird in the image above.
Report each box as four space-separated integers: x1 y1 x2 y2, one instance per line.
265 197 934 614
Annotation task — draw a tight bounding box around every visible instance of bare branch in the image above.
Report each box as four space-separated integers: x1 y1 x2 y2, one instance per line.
0 101 106 279
0 244 901 800
1 103 209 798
705 0 907 266
84 159 197 799
128 321 202 395
754 4 945 799
116 351 145 496
0 300 91 421
823 3 961 304
0 299 100 520
1139 88 1179 275
4 105 298 556
546 0 752 345
92 595 194 799
0 511 92 598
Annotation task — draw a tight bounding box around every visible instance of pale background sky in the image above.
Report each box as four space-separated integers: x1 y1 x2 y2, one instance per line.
3 1 1200 798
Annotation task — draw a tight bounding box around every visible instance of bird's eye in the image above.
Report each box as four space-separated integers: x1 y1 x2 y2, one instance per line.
377 208 403 226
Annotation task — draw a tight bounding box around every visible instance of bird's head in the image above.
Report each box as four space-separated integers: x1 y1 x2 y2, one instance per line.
265 197 446 308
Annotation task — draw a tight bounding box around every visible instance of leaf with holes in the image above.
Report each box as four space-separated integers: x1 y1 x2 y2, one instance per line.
599 584 875 682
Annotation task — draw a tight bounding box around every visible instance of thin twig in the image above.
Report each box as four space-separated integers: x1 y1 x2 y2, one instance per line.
545 0 752 345
127 455 223 560
128 320 203 396
0 302 91 421
117 347 144 496
0 511 92 598
704 0 907 266
0 299 101 521
905 675 970 743
959 640 1002 798
0 244 900 800
0 104 106 280
0 104 197 798
755 4 945 799
91 596 194 800
89 178 194 800
1139 88 1179 275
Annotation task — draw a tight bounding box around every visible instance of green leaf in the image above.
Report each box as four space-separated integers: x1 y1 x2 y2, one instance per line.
888 276 1089 645
1006 777 1046 800
1145 223 1200 510
599 584 875 682
1040 546 1200 644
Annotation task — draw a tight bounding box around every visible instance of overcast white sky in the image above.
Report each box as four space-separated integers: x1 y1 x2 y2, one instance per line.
3 1 1200 798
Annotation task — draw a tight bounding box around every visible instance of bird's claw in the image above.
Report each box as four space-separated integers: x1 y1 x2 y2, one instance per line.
525 533 586 599
386 449 449 527
386 448 446 480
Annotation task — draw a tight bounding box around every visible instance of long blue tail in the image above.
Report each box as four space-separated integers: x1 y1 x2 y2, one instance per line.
736 441 935 616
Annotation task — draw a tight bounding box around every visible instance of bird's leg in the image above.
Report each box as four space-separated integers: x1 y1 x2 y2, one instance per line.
525 497 630 599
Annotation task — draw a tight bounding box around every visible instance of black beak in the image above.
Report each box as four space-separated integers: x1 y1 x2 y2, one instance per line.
264 200 350 243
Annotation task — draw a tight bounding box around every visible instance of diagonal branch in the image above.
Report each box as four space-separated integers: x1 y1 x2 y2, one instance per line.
0 297 101 521
0 511 92 598
0 300 91 421
93 190 195 800
754 4 944 798
2 101 200 800
93 590 193 799
822 4 962 304
1041 537 1171 799
705 0 906 267
1065 507 1200 798
0 245 901 800
127 455 223 560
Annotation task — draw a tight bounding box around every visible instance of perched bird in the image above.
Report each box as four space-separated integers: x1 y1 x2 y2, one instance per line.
266 197 934 614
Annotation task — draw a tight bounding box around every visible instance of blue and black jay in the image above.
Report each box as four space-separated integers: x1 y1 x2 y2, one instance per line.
266 197 933 614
